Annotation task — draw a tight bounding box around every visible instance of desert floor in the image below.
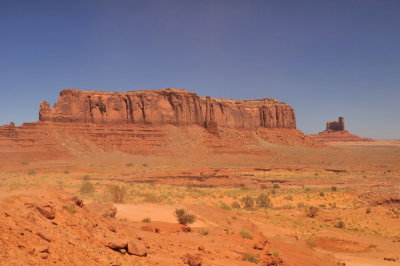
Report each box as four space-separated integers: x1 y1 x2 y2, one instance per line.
0 140 399 265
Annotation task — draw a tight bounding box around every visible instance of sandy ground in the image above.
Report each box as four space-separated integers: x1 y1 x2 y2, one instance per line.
0 140 399 265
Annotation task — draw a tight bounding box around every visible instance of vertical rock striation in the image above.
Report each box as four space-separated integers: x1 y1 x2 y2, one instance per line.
39 88 296 130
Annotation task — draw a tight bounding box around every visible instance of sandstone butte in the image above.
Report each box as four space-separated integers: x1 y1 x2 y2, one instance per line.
311 116 373 142
39 88 297 130
0 88 320 162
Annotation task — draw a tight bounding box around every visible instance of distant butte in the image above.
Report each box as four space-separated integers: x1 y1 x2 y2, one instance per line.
311 116 373 142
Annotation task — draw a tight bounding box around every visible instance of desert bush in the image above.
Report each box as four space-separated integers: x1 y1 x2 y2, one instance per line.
284 195 293 201
20 161 29 165
242 252 259 263
331 186 337 192
219 202 232 211
329 202 337 208
240 196 254 208
240 229 253 239
198 229 209 235
142 163 149 167
126 162 134 167
231 201 241 209
80 182 95 194
335 221 345 229
64 170 70 174
174 208 196 225
297 202 305 208
256 194 272 208
141 217 151 223
260 184 268 189
366 207 372 214
27 170 36 176
142 193 163 203
305 206 319 218
63 205 76 213
272 251 280 257
272 183 280 189
106 184 127 203
319 192 325 197
83 175 91 181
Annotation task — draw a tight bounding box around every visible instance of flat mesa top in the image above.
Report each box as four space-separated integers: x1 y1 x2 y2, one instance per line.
59 88 280 104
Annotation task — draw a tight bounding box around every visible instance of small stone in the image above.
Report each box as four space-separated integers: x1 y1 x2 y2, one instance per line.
182 253 202 266
106 239 128 250
36 206 55 220
37 231 52 242
127 240 147 257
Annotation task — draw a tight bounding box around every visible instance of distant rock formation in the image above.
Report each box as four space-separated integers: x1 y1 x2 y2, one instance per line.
326 117 345 131
0 88 322 161
311 116 373 142
39 88 296 131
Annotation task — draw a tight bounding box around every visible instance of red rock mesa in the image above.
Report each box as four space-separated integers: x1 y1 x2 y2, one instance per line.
0 88 320 161
39 88 296 130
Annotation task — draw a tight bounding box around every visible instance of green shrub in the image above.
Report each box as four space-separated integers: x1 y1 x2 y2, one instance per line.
260 184 267 189
240 229 253 239
256 194 272 208
284 195 293 201
240 196 254 208
141 217 151 223
219 202 232 211
63 205 76 213
80 182 95 194
306 206 319 218
335 221 345 229
242 252 259 263
174 209 196 225
272 251 280 257
272 183 280 189
106 184 127 203
231 201 241 209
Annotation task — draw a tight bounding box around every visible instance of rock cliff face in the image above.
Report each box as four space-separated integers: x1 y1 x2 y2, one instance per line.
39 88 296 130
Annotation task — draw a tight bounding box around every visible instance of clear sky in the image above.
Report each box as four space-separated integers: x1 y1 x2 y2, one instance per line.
0 0 399 139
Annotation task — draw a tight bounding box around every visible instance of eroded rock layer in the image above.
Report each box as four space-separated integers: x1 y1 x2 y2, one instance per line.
39 88 296 130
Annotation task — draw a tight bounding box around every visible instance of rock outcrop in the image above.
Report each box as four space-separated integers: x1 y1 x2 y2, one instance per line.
39 88 296 130
311 117 373 143
326 117 345 131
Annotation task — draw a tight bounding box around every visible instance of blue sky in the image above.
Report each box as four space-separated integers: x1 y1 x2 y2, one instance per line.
0 0 399 139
